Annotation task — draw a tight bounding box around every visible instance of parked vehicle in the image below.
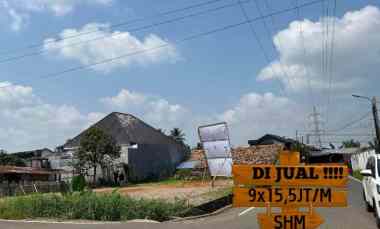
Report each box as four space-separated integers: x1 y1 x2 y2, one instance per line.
361 155 380 228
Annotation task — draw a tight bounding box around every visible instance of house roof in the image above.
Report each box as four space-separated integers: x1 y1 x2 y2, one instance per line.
64 112 185 148
248 134 298 146
11 148 54 159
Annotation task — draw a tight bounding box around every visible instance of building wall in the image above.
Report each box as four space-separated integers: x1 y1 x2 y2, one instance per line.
128 144 186 182
51 142 186 183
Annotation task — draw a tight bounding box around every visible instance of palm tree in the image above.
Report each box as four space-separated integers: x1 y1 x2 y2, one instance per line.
170 128 186 143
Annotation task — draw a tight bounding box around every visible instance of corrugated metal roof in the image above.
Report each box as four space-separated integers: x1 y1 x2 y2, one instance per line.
177 160 202 169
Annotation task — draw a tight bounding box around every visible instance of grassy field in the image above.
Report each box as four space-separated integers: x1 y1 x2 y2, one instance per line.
0 191 189 222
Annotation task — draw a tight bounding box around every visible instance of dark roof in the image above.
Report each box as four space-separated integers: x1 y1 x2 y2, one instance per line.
64 112 184 148
248 134 297 146
11 148 54 159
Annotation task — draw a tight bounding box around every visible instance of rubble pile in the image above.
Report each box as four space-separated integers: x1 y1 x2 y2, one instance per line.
189 150 208 168
232 144 283 165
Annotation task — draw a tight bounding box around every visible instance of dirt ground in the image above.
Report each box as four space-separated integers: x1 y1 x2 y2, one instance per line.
95 179 233 206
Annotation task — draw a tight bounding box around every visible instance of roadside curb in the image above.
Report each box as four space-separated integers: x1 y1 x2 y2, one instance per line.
169 204 232 222
349 175 361 183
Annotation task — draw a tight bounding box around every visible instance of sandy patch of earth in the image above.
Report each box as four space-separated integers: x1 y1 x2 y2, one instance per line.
95 180 233 206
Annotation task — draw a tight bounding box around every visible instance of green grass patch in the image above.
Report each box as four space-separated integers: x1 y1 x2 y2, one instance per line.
0 191 189 222
200 187 233 200
353 170 363 181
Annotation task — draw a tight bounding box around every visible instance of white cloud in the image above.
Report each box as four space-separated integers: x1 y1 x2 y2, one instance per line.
1 1 28 31
0 83 306 151
257 5 380 92
5 0 113 16
101 88 188 129
218 92 304 145
101 89 146 109
1 0 113 30
0 82 104 152
44 23 179 72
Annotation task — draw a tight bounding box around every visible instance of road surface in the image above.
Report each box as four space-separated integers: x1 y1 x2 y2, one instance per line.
0 178 377 229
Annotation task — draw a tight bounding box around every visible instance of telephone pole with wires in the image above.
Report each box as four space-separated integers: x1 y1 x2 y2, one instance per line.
352 95 380 153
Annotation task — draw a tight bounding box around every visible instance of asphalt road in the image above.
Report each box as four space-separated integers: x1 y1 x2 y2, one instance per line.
0 178 377 229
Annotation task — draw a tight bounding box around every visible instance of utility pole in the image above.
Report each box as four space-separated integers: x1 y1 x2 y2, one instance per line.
352 95 380 153
372 97 380 152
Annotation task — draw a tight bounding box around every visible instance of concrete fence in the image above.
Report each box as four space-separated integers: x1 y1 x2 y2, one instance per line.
350 149 376 171
0 181 69 197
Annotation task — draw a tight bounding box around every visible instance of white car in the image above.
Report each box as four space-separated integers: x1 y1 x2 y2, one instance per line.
361 154 380 228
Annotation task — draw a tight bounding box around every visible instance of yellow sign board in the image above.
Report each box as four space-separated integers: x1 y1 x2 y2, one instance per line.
257 211 324 229
232 150 348 229
232 165 348 187
233 187 347 207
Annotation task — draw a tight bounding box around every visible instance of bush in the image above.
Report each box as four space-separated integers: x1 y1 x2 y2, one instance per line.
0 192 188 222
72 175 86 192
353 170 363 181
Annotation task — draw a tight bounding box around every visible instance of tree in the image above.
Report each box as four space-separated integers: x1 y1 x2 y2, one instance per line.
76 128 121 185
368 138 379 151
169 128 186 143
0 152 26 167
341 139 361 148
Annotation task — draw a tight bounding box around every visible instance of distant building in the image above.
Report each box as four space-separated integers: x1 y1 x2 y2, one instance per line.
248 134 299 147
60 112 188 183
12 148 54 160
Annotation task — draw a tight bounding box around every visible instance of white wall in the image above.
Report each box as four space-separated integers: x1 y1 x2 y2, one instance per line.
351 149 376 171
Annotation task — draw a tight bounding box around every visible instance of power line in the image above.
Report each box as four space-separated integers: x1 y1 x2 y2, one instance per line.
237 0 287 96
0 0 231 56
325 0 337 126
0 0 325 89
0 0 250 64
304 133 374 137
331 111 372 133
293 0 317 109
251 0 295 92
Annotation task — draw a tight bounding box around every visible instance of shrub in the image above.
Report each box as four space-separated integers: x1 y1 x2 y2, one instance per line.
0 192 188 222
353 170 363 181
72 175 86 192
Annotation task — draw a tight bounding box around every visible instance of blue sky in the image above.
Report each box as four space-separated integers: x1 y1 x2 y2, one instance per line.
0 0 379 151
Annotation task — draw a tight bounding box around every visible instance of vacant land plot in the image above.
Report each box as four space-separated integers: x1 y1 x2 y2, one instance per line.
96 179 233 206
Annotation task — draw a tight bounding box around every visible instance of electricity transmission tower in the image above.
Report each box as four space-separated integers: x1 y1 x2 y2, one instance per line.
309 106 324 148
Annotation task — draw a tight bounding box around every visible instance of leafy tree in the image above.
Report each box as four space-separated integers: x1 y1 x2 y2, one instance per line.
341 139 361 148
169 128 186 143
76 128 121 185
0 152 26 167
368 138 379 151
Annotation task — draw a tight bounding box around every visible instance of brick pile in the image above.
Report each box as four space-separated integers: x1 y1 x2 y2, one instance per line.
189 149 208 169
231 144 283 165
